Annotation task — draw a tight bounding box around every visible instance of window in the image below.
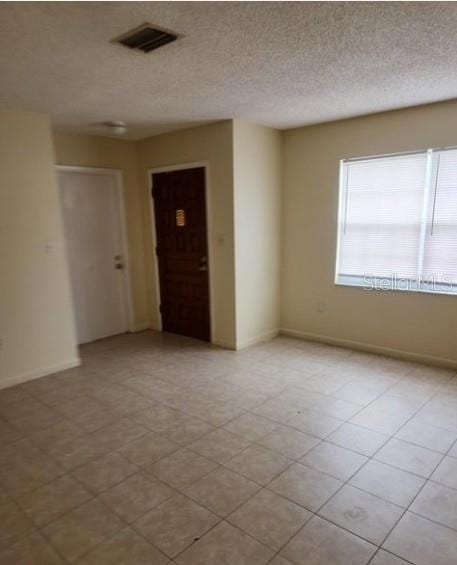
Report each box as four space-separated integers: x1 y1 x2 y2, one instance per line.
335 147 457 295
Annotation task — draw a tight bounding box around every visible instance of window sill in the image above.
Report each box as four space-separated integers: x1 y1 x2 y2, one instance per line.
335 275 457 297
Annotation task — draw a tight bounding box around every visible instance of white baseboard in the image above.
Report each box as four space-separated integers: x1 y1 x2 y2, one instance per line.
0 357 82 391
235 329 279 351
280 328 457 369
129 322 151 333
212 338 237 350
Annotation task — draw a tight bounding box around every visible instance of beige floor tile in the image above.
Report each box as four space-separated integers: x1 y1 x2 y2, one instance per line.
350 406 410 436
0 487 9 506
252 398 300 425
383 512 457 565
0 437 43 466
370 549 411 564
0 532 64 565
185 466 259 516
0 453 65 497
195 401 245 426
288 409 343 439
189 428 251 464
0 531 65 564
224 445 291 485
71 451 138 493
165 416 215 446
375 438 442 477
28 420 84 448
281 515 376 565
47 434 111 470
319 485 403 545
414 397 457 433
133 493 220 558
268 556 294 565
410 481 457 530
56 398 118 433
118 432 179 466
147 448 218 490
228 489 311 550
174 520 273 565
300 442 368 481
224 413 280 441
132 405 188 434
0 397 49 422
107 394 157 417
21 374 69 396
431 455 457 490
332 381 388 406
350 460 425 507
313 396 361 420
0 501 34 551
0 385 31 406
42 498 123 562
258 426 320 459
395 420 457 453
99 472 175 523
77 527 169 565
3 332 457 563
327 423 388 456
36 384 90 408
0 421 23 445
91 417 149 451
448 440 457 457
268 463 342 511
10 408 63 435
17 474 92 527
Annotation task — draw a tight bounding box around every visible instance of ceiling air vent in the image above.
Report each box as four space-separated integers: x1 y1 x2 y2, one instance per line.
116 24 178 53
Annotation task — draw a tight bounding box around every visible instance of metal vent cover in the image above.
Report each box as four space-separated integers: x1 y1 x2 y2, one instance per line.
115 24 178 53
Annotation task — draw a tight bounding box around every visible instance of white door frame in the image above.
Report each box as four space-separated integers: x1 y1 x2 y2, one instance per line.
148 162 215 343
56 165 135 335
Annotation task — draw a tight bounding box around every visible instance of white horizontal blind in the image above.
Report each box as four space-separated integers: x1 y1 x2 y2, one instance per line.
338 153 428 280
423 148 457 285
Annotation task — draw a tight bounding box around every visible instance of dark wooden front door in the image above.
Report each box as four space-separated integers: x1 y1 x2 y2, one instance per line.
152 167 210 341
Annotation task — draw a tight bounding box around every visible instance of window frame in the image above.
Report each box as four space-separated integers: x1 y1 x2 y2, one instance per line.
335 146 457 297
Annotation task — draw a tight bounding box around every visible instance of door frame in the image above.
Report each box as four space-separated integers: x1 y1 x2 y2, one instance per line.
56 165 135 336
148 162 214 343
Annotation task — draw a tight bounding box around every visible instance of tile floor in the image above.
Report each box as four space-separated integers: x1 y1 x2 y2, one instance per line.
0 330 457 564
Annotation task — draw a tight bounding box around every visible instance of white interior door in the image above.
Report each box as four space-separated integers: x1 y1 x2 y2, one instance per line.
58 169 130 345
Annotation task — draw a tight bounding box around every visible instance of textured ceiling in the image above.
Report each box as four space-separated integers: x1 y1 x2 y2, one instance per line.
1 2 457 139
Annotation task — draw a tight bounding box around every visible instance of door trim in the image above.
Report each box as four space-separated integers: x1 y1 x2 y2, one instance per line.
56 165 135 334
148 162 215 343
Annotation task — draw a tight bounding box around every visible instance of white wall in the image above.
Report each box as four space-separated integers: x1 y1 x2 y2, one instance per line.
0 110 79 389
281 100 457 366
233 121 282 348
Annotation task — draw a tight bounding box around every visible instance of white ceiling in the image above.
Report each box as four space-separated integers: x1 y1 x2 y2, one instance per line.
1 2 457 139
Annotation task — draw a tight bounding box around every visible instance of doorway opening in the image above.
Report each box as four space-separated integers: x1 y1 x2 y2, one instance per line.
151 165 211 342
57 167 132 345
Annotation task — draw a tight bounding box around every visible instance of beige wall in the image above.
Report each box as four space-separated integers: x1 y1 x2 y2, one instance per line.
0 110 79 388
53 132 149 330
233 121 282 348
282 100 457 366
137 121 237 348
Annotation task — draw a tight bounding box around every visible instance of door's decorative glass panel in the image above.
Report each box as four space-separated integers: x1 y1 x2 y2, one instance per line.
176 209 186 227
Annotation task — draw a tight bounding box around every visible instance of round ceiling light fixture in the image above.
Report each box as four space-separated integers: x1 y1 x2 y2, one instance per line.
106 120 127 135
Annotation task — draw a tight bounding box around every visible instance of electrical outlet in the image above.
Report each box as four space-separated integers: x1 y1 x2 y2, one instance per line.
317 301 326 313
